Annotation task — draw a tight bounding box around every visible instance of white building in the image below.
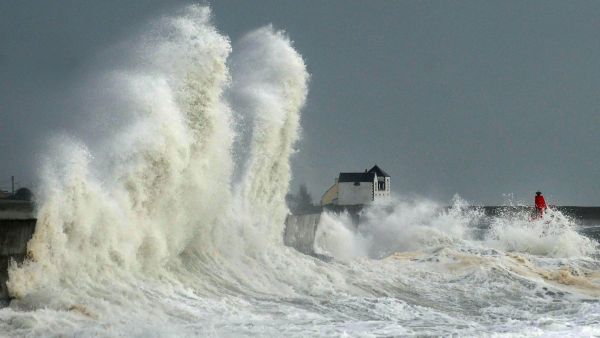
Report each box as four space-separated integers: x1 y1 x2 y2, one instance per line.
321 165 391 206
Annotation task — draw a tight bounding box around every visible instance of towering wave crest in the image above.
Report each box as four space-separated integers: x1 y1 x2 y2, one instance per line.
7 6 308 303
232 26 307 242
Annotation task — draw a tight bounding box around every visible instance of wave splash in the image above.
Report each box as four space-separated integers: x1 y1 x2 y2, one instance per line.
7 5 309 302
316 196 598 260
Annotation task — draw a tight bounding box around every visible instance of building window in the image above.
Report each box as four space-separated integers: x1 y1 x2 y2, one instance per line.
378 181 385 190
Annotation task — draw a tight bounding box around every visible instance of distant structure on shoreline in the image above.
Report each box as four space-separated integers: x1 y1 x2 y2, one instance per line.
320 165 390 206
0 176 33 201
0 190 10 200
0 188 33 201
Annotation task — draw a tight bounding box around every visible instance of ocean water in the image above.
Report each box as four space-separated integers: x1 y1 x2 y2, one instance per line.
1 6 599 337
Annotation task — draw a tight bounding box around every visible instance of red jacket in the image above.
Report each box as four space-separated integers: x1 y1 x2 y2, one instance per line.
535 195 547 210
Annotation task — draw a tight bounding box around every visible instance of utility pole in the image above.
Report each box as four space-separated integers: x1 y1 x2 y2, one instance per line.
11 176 14 195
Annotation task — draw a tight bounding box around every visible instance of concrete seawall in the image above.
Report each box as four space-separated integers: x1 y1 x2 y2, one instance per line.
0 201 36 303
283 213 321 256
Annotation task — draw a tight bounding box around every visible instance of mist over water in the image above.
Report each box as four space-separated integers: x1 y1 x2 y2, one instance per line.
1 5 600 337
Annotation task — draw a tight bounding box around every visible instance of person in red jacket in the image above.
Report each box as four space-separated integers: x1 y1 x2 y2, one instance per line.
534 191 547 218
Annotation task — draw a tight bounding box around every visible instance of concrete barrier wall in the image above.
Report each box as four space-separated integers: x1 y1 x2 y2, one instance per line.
283 207 361 257
0 219 36 301
283 213 321 256
0 201 36 303
0 200 34 220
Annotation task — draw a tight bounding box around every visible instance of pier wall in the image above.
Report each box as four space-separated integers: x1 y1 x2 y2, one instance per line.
0 201 36 303
283 213 321 256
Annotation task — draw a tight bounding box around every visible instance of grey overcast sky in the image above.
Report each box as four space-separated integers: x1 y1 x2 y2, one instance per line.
1 1 599 205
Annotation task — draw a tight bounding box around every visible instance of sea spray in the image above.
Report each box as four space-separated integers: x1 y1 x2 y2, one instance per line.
315 196 484 259
8 4 317 303
485 207 598 257
232 26 308 241
177 26 314 296
315 196 597 260
8 5 234 299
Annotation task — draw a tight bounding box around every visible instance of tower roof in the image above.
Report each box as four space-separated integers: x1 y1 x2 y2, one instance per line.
338 172 375 183
368 165 390 177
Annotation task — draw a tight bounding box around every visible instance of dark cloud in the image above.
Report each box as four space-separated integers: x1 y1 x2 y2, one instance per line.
1 0 599 205
0 0 192 190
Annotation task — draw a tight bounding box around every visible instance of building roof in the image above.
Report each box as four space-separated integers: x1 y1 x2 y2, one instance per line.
368 165 390 177
338 172 375 183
